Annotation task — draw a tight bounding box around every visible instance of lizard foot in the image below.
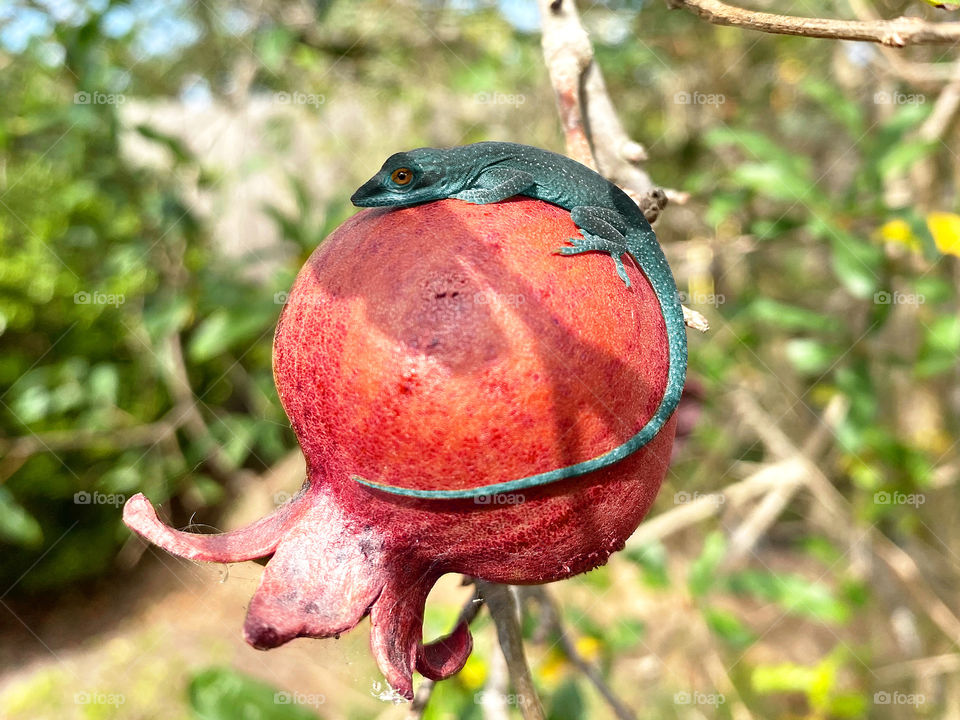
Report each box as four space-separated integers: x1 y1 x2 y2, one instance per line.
556 233 625 255
610 253 631 288
556 235 632 288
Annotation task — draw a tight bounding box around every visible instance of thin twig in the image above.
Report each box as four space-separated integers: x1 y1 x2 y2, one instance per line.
537 0 597 170
876 653 960 682
720 394 848 569
476 581 546 720
848 0 960 87
669 0 960 47
0 408 185 459
691 603 756 720
526 586 638 720
733 391 960 647
918 62 960 141
626 458 799 548
407 679 435 716
683 306 710 333
481 631 512 720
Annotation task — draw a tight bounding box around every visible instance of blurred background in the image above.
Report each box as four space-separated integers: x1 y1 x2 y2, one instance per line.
1 0 959 718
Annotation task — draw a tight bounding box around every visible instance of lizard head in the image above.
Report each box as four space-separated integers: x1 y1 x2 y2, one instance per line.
351 148 450 207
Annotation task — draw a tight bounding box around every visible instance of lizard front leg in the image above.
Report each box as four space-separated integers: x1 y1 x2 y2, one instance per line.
557 206 633 287
450 167 535 205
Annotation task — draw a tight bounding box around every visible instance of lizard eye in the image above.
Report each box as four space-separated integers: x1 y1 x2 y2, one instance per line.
390 168 413 186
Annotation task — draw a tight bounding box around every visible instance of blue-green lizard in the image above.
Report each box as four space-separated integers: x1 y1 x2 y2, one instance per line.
349 141 687 499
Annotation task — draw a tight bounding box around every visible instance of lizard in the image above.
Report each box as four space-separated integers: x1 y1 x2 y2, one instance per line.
348 141 687 500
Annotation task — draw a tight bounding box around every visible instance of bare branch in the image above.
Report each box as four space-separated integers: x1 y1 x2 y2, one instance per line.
476 581 546 720
720 394 848 570
669 0 960 47
0 408 184 459
627 458 800 548
537 0 597 169
538 0 704 329
683 306 710 333
526 586 638 720
876 653 960 682
849 0 960 87
733 392 960 647
158 332 254 489
537 0 667 221
407 679 435 716
918 62 960 141
480 633 512 720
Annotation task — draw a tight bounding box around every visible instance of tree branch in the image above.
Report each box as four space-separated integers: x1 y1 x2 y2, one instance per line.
732 391 960 647
669 0 960 47
475 581 546 720
525 586 638 720
0 408 185 459
537 0 668 219
538 0 708 334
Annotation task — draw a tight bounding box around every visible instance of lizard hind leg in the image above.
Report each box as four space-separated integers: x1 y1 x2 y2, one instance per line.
556 206 632 287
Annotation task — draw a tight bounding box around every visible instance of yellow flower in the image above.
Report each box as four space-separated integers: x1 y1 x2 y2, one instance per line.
927 212 960 256
459 654 487 690
876 219 919 250
574 636 601 663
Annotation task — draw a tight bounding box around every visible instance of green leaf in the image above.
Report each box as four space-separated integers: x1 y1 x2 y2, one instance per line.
0 487 44 548
825 231 882 299
703 606 755 650
580 563 612 591
878 137 937 180
731 162 813 203
604 618 646 652
827 692 868 718
727 570 850 624
916 315 960 377
748 298 841 333
624 541 670 589
189 475 226 507
880 102 932 136
707 127 818 203
255 26 295 74
752 661 817 694
135 124 194 165
800 78 864 137
705 127 792 164
188 666 322 720
687 531 727 598
211 414 259 467
785 338 836 375
914 275 954 304
143 296 192 342
87 363 119 406
187 308 274 363
547 678 585 720
705 190 748 227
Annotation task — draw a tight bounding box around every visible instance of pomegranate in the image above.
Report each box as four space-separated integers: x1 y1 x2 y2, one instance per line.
123 197 676 699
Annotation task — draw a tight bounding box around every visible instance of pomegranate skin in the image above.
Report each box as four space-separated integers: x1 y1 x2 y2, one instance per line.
124 197 677 699
276 197 674 580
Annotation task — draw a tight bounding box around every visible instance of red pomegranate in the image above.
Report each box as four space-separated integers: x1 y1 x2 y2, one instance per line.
123 197 676 699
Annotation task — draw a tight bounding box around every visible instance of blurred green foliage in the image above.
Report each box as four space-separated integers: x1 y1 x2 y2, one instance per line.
188 667 322 720
1 0 958 718
0 1 295 591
